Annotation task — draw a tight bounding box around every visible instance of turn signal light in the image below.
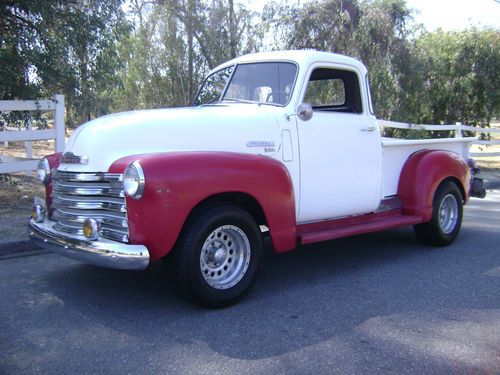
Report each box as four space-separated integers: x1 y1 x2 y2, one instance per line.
83 218 100 241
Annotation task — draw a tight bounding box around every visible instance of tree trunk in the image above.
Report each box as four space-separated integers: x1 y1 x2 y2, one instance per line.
229 0 236 58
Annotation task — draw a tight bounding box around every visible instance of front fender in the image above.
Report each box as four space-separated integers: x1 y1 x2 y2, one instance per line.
109 152 297 260
397 150 470 221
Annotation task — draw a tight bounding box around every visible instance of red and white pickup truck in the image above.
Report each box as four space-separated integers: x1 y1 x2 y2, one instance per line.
30 50 485 307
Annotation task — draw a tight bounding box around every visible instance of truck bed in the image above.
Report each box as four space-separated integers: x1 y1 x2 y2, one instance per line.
381 137 475 197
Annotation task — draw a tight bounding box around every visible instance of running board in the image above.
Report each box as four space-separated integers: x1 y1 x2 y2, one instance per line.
297 210 423 245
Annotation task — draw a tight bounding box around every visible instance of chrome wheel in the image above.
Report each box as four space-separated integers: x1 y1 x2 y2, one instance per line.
414 181 463 247
200 225 251 290
438 193 459 234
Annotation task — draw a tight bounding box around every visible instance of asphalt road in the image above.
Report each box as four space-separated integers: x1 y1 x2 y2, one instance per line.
1 191 499 374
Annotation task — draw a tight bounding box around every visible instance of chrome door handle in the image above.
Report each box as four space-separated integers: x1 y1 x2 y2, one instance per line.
361 126 376 132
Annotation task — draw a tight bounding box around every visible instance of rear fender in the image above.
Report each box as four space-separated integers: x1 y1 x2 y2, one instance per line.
109 152 297 260
397 150 470 221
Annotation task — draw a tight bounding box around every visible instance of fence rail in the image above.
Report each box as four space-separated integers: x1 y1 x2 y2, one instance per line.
379 120 500 158
0 105 497 173
0 94 64 173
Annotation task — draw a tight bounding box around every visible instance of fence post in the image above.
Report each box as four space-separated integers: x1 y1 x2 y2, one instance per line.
455 122 462 138
25 116 33 159
2 121 7 148
54 94 65 152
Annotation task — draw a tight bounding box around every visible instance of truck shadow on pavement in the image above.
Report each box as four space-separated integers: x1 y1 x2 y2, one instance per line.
40 222 499 370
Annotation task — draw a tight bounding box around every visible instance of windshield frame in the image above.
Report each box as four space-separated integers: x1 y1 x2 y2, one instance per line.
192 64 236 106
193 60 299 108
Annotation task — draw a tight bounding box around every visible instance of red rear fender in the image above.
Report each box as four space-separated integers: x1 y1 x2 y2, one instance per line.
397 150 470 221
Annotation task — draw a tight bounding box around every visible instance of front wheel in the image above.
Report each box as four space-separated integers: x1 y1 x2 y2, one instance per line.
414 181 463 246
173 205 263 307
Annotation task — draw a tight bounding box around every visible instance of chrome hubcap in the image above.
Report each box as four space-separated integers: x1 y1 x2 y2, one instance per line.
438 194 459 234
200 225 251 290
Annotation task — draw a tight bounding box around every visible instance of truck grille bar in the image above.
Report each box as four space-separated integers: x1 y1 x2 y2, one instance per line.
51 171 129 243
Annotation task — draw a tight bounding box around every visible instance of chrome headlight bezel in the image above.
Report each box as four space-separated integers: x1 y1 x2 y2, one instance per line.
123 161 145 200
36 158 51 184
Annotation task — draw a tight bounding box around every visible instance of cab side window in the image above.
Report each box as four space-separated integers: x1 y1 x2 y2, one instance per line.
304 68 362 114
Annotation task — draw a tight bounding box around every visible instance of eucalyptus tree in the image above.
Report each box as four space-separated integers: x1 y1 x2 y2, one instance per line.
262 0 414 119
414 28 500 129
112 0 262 110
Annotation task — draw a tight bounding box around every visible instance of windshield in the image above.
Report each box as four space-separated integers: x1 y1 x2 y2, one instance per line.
194 62 297 106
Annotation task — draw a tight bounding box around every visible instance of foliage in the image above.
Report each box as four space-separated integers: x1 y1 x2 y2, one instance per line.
413 29 499 127
0 0 131 127
262 0 499 137
262 0 415 119
1 0 498 134
110 0 263 111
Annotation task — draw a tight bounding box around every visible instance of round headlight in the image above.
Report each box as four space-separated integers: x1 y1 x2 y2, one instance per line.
36 158 51 184
123 161 145 199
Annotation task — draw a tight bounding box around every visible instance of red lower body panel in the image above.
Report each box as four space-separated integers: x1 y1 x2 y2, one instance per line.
297 209 423 245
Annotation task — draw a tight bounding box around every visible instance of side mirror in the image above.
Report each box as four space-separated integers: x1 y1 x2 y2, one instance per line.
297 103 313 121
285 103 313 122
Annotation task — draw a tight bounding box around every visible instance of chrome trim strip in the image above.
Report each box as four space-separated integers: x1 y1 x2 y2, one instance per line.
55 170 123 182
30 219 148 270
53 181 124 197
54 221 129 243
53 171 122 182
53 209 128 228
52 195 126 212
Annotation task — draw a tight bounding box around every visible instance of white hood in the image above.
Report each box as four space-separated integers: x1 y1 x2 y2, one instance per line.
59 104 283 172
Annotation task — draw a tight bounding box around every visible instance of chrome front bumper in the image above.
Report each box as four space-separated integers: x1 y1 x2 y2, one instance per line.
29 219 149 270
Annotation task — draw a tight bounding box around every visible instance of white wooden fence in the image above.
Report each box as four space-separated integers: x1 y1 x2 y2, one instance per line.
379 120 500 158
0 94 65 173
0 98 497 173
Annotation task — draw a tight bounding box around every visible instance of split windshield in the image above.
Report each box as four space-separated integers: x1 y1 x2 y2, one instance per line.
194 62 297 106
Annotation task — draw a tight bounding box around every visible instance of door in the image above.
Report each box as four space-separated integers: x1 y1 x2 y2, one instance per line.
297 65 382 223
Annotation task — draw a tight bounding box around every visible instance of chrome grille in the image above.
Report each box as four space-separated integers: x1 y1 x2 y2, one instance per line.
51 171 129 243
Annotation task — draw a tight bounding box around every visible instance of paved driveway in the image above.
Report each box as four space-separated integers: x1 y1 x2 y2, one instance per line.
1 191 499 374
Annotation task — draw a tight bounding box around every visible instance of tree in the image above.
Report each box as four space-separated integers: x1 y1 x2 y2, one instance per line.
262 0 499 137
262 0 414 119
0 0 131 127
110 0 263 111
414 28 500 129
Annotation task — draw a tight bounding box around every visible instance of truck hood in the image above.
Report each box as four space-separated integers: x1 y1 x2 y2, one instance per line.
59 104 283 172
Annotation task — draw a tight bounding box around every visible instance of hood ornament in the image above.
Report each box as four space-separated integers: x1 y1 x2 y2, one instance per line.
61 152 89 165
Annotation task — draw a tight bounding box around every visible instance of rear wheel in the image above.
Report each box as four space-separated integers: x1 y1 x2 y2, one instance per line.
173 205 262 307
414 181 463 246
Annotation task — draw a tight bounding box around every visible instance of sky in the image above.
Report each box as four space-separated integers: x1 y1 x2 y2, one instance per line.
405 0 500 31
246 0 500 31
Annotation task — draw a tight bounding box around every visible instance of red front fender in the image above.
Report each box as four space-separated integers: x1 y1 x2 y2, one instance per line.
110 152 297 260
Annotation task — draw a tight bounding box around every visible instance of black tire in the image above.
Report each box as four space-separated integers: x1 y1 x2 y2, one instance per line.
414 181 463 246
173 205 263 308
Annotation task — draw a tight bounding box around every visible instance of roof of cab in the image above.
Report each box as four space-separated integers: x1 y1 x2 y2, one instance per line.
209 50 367 75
